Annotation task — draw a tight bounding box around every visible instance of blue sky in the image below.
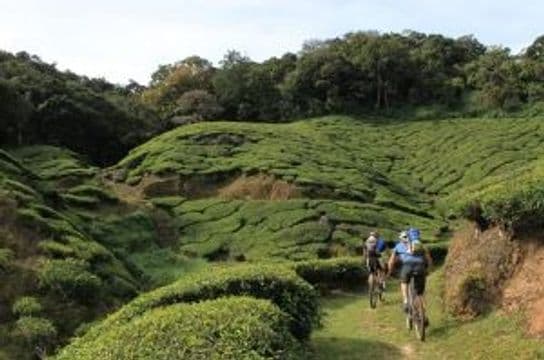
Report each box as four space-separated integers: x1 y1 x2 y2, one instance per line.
1 0 542 84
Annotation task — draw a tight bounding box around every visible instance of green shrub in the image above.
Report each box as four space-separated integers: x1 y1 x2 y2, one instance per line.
14 317 56 347
428 242 449 264
80 264 319 341
292 257 367 292
12 297 43 317
67 185 118 203
89 212 157 252
61 194 100 208
38 240 76 258
0 248 14 271
38 258 102 300
55 297 304 360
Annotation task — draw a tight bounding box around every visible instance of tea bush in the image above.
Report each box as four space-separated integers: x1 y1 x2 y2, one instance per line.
38 258 102 300
0 248 14 271
12 297 43 317
80 264 319 342
55 297 304 360
13 317 57 348
292 257 367 291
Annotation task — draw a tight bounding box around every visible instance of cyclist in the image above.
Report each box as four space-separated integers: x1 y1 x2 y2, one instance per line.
364 231 387 289
387 229 432 314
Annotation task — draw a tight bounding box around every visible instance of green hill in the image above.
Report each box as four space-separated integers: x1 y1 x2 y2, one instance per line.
0 147 199 359
3 115 544 358
107 115 544 260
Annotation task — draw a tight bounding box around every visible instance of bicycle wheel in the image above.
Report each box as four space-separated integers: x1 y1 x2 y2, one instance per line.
368 273 377 308
405 281 413 330
413 296 426 341
410 279 425 341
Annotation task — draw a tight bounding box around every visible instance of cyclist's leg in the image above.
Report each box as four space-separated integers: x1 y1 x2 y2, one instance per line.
365 256 372 273
376 256 386 289
399 263 412 312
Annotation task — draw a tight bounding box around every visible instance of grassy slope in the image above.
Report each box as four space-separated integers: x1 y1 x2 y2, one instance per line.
5 115 544 357
111 115 544 259
312 269 544 360
0 147 205 359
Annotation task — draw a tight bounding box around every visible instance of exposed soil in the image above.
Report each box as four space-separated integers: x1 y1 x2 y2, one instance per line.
446 222 544 338
106 172 300 203
444 223 521 319
218 174 300 200
501 238 544 338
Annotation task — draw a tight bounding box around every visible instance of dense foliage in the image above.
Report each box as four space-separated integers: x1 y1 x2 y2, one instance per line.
53 264 325 359
291 257 367 291
142 32 544 122
0 147 183 359
80 264 320 342
55 297 304 360
0 51 158 165
2 31 544 165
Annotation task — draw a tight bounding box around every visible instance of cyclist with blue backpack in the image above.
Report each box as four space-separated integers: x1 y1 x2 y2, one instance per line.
387 228 432 314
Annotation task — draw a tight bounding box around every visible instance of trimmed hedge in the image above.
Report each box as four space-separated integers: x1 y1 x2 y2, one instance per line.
38 258 102 300
292 257 367 292
55 297 304 360
78 264 319 342
12 297 43 317
0 248 14 271
14 317 57 347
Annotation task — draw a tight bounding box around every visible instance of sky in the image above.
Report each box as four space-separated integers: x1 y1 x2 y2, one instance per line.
1 0 542 84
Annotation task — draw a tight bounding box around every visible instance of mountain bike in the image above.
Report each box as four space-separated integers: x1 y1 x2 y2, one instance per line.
367 261 385 309
405 274 426 341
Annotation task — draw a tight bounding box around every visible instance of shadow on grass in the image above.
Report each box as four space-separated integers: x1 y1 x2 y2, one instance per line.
427 318 458 338
311 336 403 360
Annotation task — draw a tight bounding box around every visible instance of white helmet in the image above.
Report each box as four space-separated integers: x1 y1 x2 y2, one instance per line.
399 231 409 242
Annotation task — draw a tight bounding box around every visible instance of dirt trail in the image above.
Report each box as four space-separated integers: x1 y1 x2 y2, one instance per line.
400 344 416 359
311 270 544 360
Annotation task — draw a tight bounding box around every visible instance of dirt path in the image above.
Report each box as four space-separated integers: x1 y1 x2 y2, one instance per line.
311 270 544 360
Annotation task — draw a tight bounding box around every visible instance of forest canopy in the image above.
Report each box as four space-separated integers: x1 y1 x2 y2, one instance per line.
2 31 544 165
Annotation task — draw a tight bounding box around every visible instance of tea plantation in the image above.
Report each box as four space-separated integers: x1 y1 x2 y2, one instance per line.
2 115 544 358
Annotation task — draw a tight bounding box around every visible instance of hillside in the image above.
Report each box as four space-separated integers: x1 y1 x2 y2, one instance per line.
0 147 199 359
106 115 544 260
2 115 544 358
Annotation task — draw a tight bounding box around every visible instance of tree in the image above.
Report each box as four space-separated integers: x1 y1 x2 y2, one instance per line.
0 80 33 145
465 47 524 110
212 50 254 120
142 56 215 116
282 47 361 116
172 89 223 122
525 35 544 61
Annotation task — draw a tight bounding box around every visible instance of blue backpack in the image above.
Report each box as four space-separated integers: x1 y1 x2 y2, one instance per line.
376 238 387 252
408 228 420 242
